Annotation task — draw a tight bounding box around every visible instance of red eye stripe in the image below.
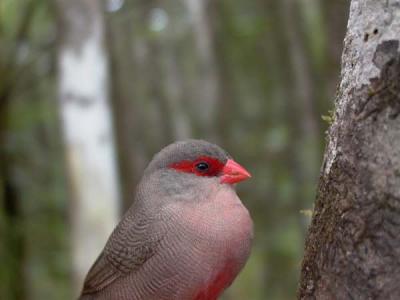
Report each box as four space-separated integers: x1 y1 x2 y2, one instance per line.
169 156 225 177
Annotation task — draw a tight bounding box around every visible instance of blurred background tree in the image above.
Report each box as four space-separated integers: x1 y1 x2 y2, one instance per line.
0 0 349 299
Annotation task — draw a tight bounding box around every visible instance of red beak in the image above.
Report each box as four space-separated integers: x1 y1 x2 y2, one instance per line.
221 159 251 184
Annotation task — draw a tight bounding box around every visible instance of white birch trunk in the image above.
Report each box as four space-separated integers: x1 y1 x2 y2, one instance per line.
56 0 120 294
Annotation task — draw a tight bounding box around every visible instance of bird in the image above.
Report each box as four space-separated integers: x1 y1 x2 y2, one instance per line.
79 139 253 300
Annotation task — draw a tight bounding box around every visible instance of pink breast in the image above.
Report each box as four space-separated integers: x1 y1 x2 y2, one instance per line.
173 187 253 300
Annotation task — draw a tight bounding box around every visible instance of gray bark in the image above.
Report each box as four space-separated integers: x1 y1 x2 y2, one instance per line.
298 1 400 299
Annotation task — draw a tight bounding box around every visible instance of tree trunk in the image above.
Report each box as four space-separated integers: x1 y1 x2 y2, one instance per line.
184 0 220 139
56 0 120 294
299 1 400 299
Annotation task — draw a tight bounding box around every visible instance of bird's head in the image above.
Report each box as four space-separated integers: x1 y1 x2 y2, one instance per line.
143 140 251 193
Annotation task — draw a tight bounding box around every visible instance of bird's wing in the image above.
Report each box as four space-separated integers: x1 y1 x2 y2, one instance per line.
81 212 165 294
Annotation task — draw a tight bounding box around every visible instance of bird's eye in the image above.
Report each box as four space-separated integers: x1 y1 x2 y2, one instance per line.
195 162 209 172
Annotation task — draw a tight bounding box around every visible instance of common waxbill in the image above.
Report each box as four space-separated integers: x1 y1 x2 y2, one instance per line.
80 140 253 300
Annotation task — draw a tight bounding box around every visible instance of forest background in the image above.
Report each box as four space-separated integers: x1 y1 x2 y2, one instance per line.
0 0 349 299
